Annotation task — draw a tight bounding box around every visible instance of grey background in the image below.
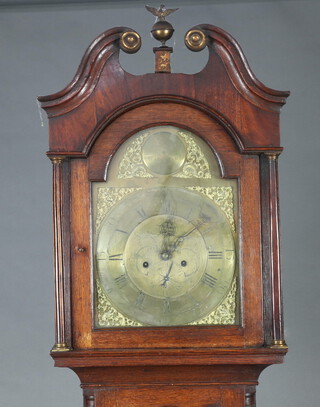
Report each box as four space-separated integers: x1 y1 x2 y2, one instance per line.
0 0 319 406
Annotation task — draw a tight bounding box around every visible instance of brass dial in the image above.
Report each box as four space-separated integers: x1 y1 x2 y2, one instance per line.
95 187 235 326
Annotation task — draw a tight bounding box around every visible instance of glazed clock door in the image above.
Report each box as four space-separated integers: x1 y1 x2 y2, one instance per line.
92 124 238 328
69 101 264 350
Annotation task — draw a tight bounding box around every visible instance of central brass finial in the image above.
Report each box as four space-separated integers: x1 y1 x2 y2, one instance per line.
146 5 178 73
145 4 178 22
145 4 178 46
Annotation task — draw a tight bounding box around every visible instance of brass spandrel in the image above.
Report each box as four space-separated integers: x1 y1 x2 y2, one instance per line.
96 187 142 230
187 186 235 232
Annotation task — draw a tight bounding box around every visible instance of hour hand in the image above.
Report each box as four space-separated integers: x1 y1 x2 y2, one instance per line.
161 262 173 287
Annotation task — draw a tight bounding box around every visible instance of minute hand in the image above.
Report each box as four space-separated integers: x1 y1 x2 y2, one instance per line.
172 220 205 250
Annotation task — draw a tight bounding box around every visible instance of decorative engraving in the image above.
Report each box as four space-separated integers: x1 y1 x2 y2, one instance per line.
96 279 142 327
175 131 211 179
191 279 237 325
187 186 235 232
154 50 172 73
118 128 211 179
96 187 141 230
118 132 153 179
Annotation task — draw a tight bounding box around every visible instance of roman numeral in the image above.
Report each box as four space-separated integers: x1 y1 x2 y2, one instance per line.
135 291 145 308
226 249 235 260
163 298 171 313
115 229 128 234
109 253 123 261
164 197 175 215
114 274 127 288
181 301 201 314
136 208 146 218
217 280 230 293
202 273 218 289
107 217 117 226
185 207 193 220
199 211 211 223
208 251 223 260
96 252 107 260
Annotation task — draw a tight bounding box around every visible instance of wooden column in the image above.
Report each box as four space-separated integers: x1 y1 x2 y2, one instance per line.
50 156 71 352
261 153 287 348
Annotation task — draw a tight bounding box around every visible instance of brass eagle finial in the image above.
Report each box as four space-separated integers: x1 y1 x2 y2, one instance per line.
145 4 179 21
146 4 178 72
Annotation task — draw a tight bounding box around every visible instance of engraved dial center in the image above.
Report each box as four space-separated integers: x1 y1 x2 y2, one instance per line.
124 214 207 299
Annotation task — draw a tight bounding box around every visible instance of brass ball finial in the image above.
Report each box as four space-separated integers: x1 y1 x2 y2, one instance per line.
151 20 174 46
146 4 179 46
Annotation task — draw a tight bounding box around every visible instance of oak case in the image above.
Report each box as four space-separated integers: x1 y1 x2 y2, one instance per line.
39 23 289 407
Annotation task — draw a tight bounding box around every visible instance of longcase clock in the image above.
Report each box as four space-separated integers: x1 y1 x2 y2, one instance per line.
38 7 289 407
